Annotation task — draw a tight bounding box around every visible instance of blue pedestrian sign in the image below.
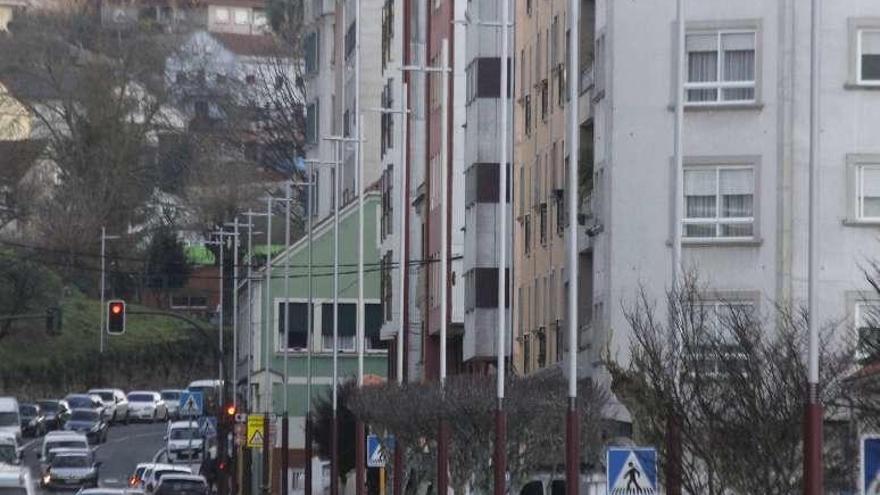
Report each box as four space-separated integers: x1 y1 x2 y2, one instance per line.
366 434 390 468
607 447 657 494
861 435 880 494
201 416 217 437
178 391 203 417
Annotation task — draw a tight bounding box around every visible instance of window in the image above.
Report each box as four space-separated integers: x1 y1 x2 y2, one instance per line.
380 80 394 157
858 29 880 84
215 7 229 23
170 295 208 309
321 303 383 352
537 331 546 368
522 335 531 374
685 30 756 104
684 166 754 239
465 163 510 206
464 268 510 312
254 11 267 29
695 301 755 375
381 0 394 70
305 102 319 144
523 214 531 255
540 79 549 121
523 94 532 135
856 302 880 361
856 164 880 221
278 302 310 350
539 203 547 244
381 251 393 322
304 31 320 75
345 21 356 60
234 8 249 25
381 166 393 238
465 57 509 103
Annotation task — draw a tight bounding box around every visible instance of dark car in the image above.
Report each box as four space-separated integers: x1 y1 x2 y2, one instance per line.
64 395 105 418
37 400 71 431
19 403 46 437
42 450 100 490
63 409 108 444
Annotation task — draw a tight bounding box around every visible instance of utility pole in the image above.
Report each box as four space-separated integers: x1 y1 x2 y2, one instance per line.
804 0 823 493
282 181 292 495
262 196 272 495
565 0 580 493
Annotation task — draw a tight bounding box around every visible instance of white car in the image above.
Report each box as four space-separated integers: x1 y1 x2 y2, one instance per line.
159 390 184 420
0 433 22 466
88 389 129 424
0 397 22 443
153 474 207 495
38 431 90 462
140 463 191 494
0 464 36 495
126 392 167 423
164 421 203 464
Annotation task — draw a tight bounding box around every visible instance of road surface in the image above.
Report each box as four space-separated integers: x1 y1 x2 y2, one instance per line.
21 422 166 493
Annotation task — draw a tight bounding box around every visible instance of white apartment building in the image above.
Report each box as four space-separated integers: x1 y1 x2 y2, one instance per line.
585 0 880 379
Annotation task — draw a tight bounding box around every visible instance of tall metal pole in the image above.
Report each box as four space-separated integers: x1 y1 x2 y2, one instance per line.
282 181 292 495
100 227 106 355
331 141 341 495
437 37 450 495
219 233 225 407
494 0 510 493
246 210 255 412
804 0 823 493
305 161 315 495
355 116 367 495
262 197 273 495
565 0 580 492
232 219 240 412
397 83 409 384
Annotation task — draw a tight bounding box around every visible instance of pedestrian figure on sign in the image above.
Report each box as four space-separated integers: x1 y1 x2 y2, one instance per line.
624 462 641 491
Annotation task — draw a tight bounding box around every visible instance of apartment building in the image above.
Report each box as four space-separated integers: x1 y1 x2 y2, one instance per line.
0 0 27 31
514 0 594 375
517 0 880 380
99 0 268 33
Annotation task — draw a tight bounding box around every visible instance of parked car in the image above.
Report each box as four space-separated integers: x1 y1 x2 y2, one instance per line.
18 404 46 438
0 433 23 466
0 464 35 495
77 490 145 495
64 395 105 419
126 392 167 423
128 463 154 489
140 464 190 494
41 449 100 490
153 474 207 495
0 398 22 443
37 400 71 431
88 389 129 425
164 421 203 464
64 409 108 445
159 390 184 420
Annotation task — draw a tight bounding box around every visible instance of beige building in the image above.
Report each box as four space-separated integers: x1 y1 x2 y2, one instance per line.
0 0 27 31
514 0 595 375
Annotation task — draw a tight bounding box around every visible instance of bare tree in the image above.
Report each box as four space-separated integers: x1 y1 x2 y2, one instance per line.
607 273 878 495
347 372 609 494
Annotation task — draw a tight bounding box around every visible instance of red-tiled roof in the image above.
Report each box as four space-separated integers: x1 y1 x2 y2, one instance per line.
211 33 288 57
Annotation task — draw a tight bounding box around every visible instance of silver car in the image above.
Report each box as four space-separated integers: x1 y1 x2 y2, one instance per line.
126 392 167 423
42 450 100 490
159 390 184 420
88 389 129 424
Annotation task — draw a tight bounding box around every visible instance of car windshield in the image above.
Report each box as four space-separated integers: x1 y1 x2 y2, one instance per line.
0 444 17 463
161 392 180 401
19 405 36 417
169 428 199 440
47 440 87 454
128 394 154 402
0 412 18 426
66 397 93 408
0 488 28 495
94 392 114 402
37 401 59 412
70 410 98 422
52 455 90 468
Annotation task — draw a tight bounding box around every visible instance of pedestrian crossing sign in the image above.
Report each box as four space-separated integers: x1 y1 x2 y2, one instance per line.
178 391 203 417
606 447 657 495
861 434 880 494
367 434 387 468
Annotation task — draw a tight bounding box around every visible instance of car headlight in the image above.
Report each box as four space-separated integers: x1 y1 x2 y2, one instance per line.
42 474 51 484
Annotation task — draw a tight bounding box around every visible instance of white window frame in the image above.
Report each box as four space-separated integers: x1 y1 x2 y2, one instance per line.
214 7 229 23
684 29 757 106
683 165 756 241
857 28 880 86
234 8 249 25
856 163 880 222
695 300 756 376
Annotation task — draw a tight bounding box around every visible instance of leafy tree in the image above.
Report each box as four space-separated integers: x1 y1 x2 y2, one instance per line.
0 250 62 341
144 226 192 298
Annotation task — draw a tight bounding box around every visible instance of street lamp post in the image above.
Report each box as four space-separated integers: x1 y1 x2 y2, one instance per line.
99 227 120 356
566 0 580 493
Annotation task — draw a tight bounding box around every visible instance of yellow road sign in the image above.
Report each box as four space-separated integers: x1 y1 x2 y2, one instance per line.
247 414 265 448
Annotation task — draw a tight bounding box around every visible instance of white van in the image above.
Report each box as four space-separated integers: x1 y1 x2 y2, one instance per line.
0 398 21 443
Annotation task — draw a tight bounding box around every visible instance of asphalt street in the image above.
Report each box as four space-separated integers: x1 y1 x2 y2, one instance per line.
21 422 167 493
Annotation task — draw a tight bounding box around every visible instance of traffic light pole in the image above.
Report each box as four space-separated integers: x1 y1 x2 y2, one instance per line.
99 227 119 355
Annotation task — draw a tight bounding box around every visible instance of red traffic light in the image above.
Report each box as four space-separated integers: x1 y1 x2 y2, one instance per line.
107 300 126 334
225 404 236 417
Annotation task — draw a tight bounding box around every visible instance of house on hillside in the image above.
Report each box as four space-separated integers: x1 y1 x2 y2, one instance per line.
237 189 387 494
0 0 27 31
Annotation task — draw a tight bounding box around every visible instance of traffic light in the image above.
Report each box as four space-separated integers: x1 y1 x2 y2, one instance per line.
45 306 62 336
107 300 126 334
225 404 236 418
